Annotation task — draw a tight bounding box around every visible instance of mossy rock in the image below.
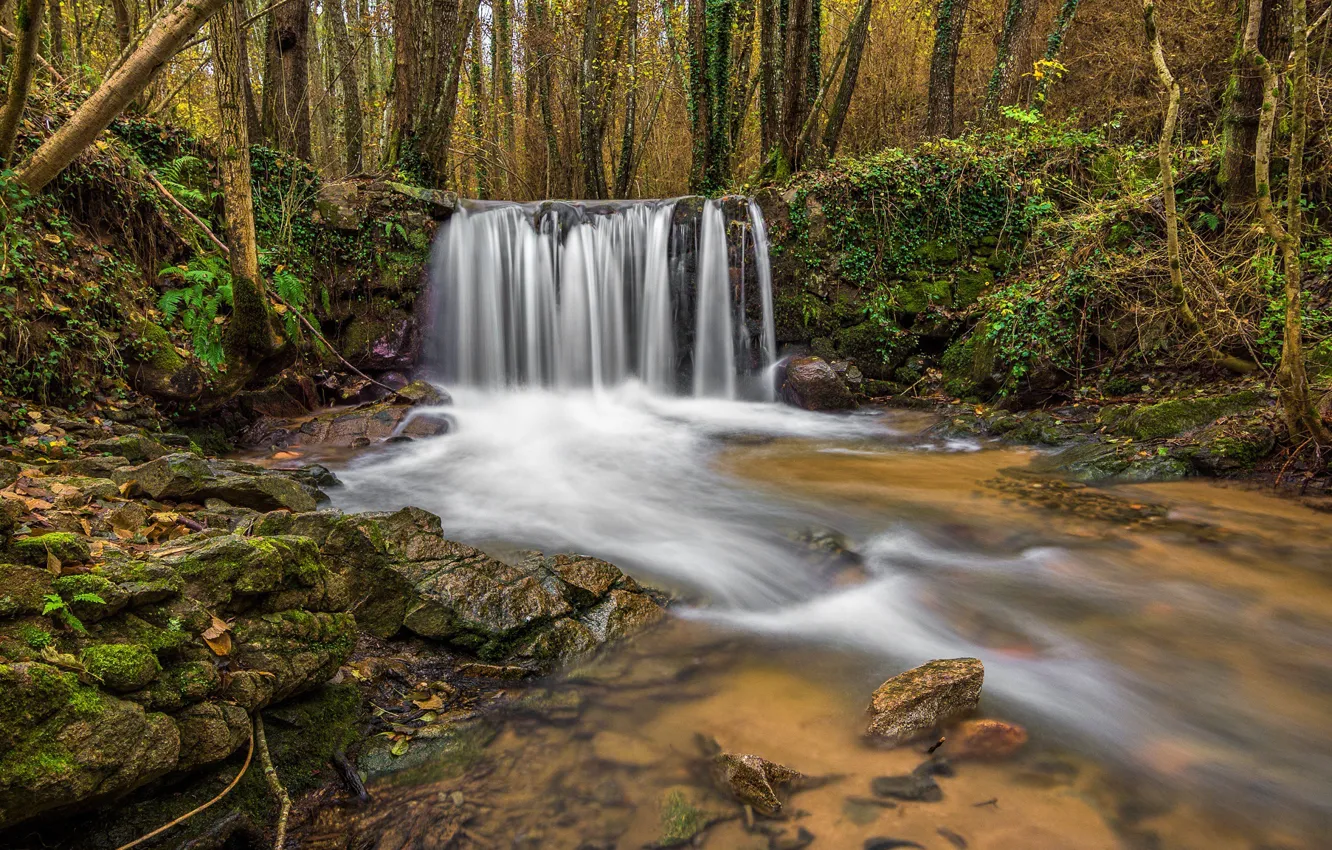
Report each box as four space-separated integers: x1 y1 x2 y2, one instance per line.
52 573 128 623
1112 390 1270 440
656 785 734 847
832 321 902 379
83 433 168 464
0 564 54 619
161 534 333 612
1189 417 1278 474
915 238 963 264
1022 442 1192 482
954 268 995 307
8 532 91 568
98 556 184 607
81 643 161 692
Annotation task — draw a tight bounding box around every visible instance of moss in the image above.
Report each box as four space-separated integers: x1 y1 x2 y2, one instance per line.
68 683 104 717
1114 390 1269 439
80 643 161 692
0 565 53 618
128 319 187 373
8 532 91 567
18 623 52 649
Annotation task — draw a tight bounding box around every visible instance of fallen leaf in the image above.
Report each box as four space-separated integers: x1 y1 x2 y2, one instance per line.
46 548 61 575
32 423 51 435
118 480 136 496
413 694 445 711
203 632 232 656
79 518 92 535
202 615 231 640
390 738 411 757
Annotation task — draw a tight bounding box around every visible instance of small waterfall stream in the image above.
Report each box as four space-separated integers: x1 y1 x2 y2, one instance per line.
427 197 776 398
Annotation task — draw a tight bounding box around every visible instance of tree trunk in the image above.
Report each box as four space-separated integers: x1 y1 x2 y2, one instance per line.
46 0 63 70
469 23 488 198
531 0 561 196
758 0 779 158
328 0 364 173
1219 0 1284 205
237 0 263 146
983 0 1037 119
213 0 278 364
0 0 43 166
820 0 872 159
579 0 608 198
111 0 132 51
1144 0 1200 335
262 0 312 158
1033 0 1081 110
1244 0 1329 441
924 0 969 138
777 0 814 172
614 0 638 198
494 0 513 192
17 0 227 194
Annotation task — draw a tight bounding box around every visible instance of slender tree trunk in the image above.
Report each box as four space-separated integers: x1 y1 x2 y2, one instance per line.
17 0 228 193
579 0 608 198
469 24 488 198
1220 0 1284 205
1244 0 1329 440
262 0 311 158
758 0 778 157
1033 0 1081 110
0 0 43 166
532 0 561 196
777 0 813 172
1144 0 1200 334
111 0 132 51
924 0 969 138
494 0 513 192
820 0 872 159
614 0 638 198
328 0 364 173
983 0 1037 119
46 0 63 69
213 0 278 363
237 1 263 147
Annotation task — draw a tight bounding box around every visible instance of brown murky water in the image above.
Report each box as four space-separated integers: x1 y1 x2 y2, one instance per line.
320 400 1332 850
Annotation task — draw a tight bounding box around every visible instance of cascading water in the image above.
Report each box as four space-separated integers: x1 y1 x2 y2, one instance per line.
427 197 776 398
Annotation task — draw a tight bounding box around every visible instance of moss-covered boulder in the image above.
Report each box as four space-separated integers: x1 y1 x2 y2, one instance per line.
222 610 357 710
80 643 161 692
52 573 129 623
83 433 169 464
8 532 91 568
1186 416 1278 475
1110 390 1270 440
157 533 343 614
0 564 53 618
0 662 180 830
1020 441 1193 482
114 454 322 512
172 702 251 772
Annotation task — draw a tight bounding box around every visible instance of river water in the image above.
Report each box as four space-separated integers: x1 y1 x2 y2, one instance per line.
330 386 1332 850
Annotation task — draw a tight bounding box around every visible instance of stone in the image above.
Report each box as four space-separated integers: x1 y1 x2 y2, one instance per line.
0 565 53 618
657 786 735 847
591 730 665 767
711 752 803 816
8 532 91 567
869 772 942 802
866 658 984 746
173 702 251 772
1111 390 1269 440
0 662 181 830
947 719 1028 759
781 356 857 411
80 643 161 692
115 454 322 512
83 433 169 463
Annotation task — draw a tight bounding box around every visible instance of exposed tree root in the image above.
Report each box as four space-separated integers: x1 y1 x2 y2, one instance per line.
255 715 292 850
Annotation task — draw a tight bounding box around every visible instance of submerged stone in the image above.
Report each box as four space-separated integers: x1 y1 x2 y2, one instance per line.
710 751 803 816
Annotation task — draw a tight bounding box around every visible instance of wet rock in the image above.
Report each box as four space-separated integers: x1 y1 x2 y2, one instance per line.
114 453 323 512
80 643 161 692
771 826 816 849
1021 442 1191 483
864 839 926 850
342 310 421 371
83 433 169 463
656 785 736 847
172 701 251 772
0 662 181 830
781 356 857 411
869 772 942 802
222 610 357 710
711 752 803 816
8 531 91 567
1108 390 1269 440
866 658 984 746
947 718 1027 759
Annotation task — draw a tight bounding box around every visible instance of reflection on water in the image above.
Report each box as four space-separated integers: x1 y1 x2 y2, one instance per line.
334 385 1332 848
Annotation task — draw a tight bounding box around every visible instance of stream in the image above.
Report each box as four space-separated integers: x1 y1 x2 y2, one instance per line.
326 386 1332 850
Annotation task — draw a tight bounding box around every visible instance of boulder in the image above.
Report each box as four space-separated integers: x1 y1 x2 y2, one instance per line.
866 658 984 746
710 751 803 816
781 356 857 411
79 643 161 692
259 387 452 450
1109 390 1269 440
114 454 323 512
0 662 181 830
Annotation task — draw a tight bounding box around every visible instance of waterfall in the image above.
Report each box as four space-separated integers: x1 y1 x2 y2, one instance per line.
428 197 777 398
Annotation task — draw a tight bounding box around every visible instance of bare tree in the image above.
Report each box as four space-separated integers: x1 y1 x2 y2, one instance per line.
0 0 45 166
925 0 970 138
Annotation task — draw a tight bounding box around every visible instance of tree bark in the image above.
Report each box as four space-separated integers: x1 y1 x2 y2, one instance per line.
46 0 64 70
261 0 311 158
614 0 638 198
0 0 43 166
469 22 488 198
111 0 132 51
17 0 227 194
493 0 513 192
778 0 814 172
328 0 364 173
236 0 263 146
1244 0 1328 440
531 0 561 196
1219 0 1284 205
820 0 872 159
579 0 609 198
983 0 1038 119
757 0 779 158
924 0 969 138
213 0 278 363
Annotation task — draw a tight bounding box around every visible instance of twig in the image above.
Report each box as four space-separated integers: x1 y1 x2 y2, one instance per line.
114 726 255 850
0 25 65 83
255 715 291 850
144 170 232 256
1275 437 1313 489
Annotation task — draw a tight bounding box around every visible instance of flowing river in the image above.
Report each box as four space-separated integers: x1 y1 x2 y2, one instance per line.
319 199 1331 849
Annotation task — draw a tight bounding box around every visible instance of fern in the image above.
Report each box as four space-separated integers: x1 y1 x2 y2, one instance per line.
42 592 102 636
158 257 234 369
155 155 219 217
